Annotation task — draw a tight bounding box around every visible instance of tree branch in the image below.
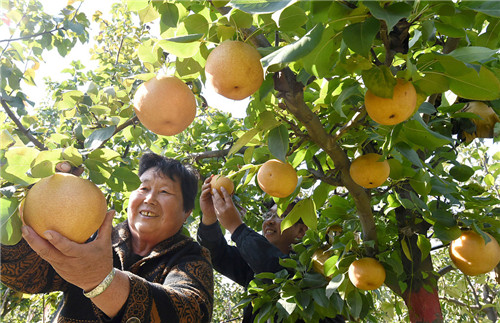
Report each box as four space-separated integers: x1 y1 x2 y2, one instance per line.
0 27 64 43
437 265 455 277
273 68 378 248
1 98 47 150
96 116 139 149
189 147 248 162
332 109 367 141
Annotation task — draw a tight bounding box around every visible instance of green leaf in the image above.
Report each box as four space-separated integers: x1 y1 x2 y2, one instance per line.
281 203 302 232
409 170 432 196
417 234 432 261
268 125 289 162
302 25 340 78
278 298 296 315
228 128 259 157
447 66 500 100
395 142 423 168
0 197 22 245
88 148 121 162
107 167 141 192
230 9 253 29
402 119 452 149
434 21 465 38
157 2 179 28
364 2 412 31
278 4 307 31
0 130 15 149
137 39 160 65
158 39 200 58
261 24 324 69
433 224 462 242
127 0 148 11
1 147 39 186
57 90 84 110
448 46 497 63
449 164 475 182
84 126 116 150
484 173 495 186
401 239 412 261
138 4 160 24
62 146 83 167
181 13 209 35
462 1 500 17
342 17 380 58
413 73 449 96
31 150 60 178
362 65 397 98
300 198 317 230
90 105 112 116
346 290 362 319
230 0 294 14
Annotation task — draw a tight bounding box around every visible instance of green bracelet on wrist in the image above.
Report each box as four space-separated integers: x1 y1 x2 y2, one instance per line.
83 268 116 298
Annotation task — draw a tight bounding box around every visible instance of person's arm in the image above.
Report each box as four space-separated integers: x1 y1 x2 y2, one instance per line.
199 176 217 225
197 220 255 286
210 188 287 274
93 242 214 323
1 238 69 294
231 224 287 274
21 210 130 318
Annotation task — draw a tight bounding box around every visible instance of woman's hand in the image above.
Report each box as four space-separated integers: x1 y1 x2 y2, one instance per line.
211 187 243 234
21 210 115 292
199 176 218 225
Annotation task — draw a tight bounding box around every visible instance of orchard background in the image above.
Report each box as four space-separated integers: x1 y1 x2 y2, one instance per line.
1 0 500 322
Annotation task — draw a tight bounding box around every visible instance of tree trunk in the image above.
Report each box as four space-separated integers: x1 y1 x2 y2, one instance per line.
403 287 443 323
394 185 444 323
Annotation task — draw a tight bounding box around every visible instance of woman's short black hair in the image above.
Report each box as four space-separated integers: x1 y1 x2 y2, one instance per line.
138 152 199 213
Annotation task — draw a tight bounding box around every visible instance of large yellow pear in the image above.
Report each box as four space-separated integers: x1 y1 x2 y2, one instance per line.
449 231 500 276
349 153 390 188
23 173 107 243
133 75 197 136
364 79 417 125
205 40 264 100
257 159 298 198
348 257 386 290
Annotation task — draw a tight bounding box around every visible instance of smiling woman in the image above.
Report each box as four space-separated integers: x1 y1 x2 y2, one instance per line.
1 151 214 322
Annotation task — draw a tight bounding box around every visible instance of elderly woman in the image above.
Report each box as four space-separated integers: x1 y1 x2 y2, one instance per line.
1 152 213 322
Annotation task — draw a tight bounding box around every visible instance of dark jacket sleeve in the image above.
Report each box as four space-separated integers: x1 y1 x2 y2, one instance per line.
231 223 287 275
1 239 68 294
197 221 255 286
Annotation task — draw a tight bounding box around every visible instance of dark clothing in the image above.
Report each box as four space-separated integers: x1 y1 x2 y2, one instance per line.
2 220 214 323
197 221 283 322
197 221 344 323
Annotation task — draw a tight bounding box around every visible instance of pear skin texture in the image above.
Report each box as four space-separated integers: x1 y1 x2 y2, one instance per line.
23 173 107 243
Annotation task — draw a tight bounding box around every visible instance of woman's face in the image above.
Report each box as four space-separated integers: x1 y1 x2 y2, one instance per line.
127 167 190 245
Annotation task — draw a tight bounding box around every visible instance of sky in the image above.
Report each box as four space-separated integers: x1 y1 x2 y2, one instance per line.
32 0 249 118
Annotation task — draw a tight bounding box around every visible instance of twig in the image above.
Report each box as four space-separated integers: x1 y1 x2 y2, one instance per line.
0 27 64 43
96 116 139 149
114 35 125 65
1 98 47 150
332 109 367 141
437 265 454 277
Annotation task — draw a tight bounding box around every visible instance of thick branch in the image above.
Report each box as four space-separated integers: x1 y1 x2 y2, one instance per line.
274 69 377 246
437 265 455 277
1 98 47 150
